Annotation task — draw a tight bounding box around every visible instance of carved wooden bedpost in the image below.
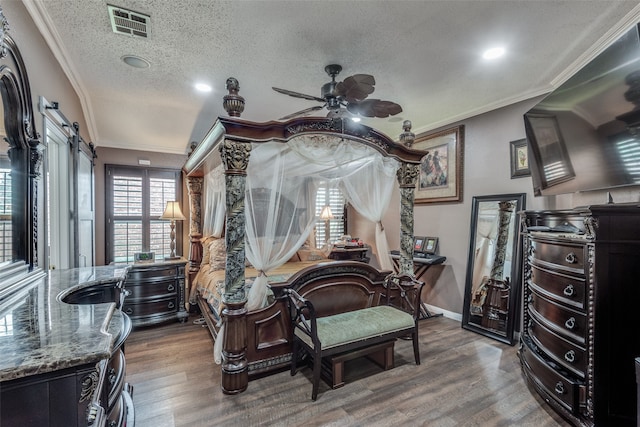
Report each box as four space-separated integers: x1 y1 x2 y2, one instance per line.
186 176 203 306
396 162 420 276
220 77 250 394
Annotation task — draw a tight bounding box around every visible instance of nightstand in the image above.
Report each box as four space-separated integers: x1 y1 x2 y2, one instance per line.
122 258 188 327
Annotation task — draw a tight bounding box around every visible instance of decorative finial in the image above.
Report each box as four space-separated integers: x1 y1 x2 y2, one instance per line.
399 120 415 147
223 77 245 117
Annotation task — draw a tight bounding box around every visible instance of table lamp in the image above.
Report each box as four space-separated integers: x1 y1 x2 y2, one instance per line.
160 201 186 259
319 205 334 245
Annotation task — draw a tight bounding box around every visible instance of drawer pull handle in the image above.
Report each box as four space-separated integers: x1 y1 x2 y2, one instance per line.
564 350 576 363
565 252 577 264
563 285 575 297
554 382 566 395
125 308 133 315
564 317 576 330
167 284 175 292
168 301 175 309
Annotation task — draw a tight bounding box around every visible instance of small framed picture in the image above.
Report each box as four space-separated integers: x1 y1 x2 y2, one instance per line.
414 236 426 252
424 237 439 255
510 138 531 179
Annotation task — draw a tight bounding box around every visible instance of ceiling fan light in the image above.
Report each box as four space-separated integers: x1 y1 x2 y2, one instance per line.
351 117 361 122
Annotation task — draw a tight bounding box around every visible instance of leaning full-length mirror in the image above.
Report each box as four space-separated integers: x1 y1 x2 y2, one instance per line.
462 193 525 345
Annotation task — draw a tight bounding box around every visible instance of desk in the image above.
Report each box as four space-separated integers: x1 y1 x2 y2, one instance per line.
390 252 446 319
329 246 369 262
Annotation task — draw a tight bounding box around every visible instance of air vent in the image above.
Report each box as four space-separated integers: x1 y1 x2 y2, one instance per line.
107 5 150 38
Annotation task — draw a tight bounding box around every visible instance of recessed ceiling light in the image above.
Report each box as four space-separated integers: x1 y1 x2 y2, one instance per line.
194 83 212 92
121 54 150 69
483 47 505 60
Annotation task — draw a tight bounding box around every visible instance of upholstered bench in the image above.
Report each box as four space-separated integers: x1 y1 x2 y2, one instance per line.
285 273 424 401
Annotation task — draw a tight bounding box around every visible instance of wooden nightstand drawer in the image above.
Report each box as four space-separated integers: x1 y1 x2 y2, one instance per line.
126 278 178 299
123 296 178 318
127 265 180 281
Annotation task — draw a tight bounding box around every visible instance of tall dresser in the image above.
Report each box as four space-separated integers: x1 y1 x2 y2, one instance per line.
519 204 640 426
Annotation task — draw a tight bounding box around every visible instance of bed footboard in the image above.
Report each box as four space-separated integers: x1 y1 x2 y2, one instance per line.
196 292 292 377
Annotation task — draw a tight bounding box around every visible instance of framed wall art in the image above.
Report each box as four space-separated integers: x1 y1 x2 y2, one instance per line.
509 138 531 178
414 125 464 204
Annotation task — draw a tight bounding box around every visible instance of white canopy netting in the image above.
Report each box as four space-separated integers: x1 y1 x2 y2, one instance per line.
203 134 399 310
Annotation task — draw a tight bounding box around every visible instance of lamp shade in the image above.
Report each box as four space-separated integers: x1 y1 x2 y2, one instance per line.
160 201 186 221
319 205 334 220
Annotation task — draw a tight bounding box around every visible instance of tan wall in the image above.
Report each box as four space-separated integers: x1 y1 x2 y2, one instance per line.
94 147 187 265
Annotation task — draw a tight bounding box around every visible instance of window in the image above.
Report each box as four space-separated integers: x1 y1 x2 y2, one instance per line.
106 165 182 263
0 159 10 262
314 184 346 248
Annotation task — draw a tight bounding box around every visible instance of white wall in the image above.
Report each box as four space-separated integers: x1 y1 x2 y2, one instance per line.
350 96 640 318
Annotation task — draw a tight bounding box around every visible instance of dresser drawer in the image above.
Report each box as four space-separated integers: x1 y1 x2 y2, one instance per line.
529 293 587 346
126 278 178 299
529 316 587 378
521 341 584 414
530 240 586 273
530 265 586 310
123 296 178 318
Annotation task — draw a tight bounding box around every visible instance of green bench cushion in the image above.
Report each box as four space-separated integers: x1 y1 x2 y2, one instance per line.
295 305 414 350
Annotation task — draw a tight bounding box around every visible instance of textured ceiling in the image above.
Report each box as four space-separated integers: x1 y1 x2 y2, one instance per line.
24 1 640 154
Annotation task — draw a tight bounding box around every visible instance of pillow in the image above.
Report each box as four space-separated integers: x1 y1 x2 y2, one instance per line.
200 235 217 266
209 238 226 270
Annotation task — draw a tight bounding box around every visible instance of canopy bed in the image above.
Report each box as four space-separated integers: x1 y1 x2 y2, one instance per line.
182 78 428 394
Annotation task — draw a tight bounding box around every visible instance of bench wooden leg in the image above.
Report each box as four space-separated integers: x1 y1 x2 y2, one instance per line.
312 351 322 401
291 338 298 376
412 332 421 365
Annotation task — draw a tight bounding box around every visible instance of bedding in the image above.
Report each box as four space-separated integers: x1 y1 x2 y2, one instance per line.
191 236 328 324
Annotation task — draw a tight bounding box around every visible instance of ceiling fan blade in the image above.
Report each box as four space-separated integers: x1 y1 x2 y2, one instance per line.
336 74 376 102
347 99 403 118
278 105 325 120
272 87 325 102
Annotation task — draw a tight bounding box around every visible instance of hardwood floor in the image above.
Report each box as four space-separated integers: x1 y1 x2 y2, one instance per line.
125 315 570 427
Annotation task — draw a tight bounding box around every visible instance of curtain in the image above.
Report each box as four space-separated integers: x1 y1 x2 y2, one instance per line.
339 155 399 271
202 164 226 239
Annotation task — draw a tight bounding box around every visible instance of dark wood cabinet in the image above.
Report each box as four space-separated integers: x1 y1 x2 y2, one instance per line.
519 204 640 427
123 258 188 327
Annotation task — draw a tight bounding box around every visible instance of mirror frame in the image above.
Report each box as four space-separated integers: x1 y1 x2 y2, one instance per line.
0 9 42 275
461 193 526 345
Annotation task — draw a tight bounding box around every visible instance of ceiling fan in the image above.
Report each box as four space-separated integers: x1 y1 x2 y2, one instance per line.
273 64 403 120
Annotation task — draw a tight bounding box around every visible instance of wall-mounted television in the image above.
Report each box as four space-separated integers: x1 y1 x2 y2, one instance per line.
524 23 640 196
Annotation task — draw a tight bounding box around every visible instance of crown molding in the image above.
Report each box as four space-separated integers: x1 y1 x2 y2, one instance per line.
22 0 98 143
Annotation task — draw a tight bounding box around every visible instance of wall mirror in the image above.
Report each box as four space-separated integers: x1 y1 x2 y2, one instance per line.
0 11 42 293
461 193 525 345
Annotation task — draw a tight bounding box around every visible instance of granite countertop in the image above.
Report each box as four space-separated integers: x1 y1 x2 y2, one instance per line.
0 265 131 382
